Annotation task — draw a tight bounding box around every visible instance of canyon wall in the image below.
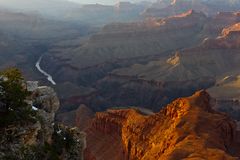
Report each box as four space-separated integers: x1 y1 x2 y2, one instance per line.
84 91 240 160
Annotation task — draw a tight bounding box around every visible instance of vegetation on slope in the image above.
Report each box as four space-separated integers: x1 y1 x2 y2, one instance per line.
0 68 35 127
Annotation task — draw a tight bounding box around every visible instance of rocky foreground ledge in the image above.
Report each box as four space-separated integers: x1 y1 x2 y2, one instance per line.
0 81 86 160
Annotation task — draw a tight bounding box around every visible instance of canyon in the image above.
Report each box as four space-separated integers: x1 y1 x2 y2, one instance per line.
44 10 210 112
1 1 240 116
41 10 240 117
1 1 240 159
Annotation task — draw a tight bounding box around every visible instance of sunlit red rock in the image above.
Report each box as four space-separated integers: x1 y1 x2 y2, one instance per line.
84 91 240 160
203 22 240 49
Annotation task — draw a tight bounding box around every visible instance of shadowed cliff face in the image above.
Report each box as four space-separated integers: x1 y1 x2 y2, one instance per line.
84 91 240 160
55 72 215 114
88 75 215 112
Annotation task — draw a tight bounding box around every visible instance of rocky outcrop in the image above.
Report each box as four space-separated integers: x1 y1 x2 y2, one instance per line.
0 82 86 160
204 12 240 37
203 23 240 49
84 91 240 160
33 86 60 113
31 85 60 143
222 23 240 37
0 84 59 158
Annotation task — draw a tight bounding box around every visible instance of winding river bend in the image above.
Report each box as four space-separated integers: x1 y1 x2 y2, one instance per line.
35 56 56 85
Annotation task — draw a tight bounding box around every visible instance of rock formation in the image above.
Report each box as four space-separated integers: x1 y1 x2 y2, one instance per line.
94 20 240 112
143 0 240 18
0 82 86 160
41 10 240 114
43 9 207 72
42 10 210 111
84 91 240 160
32 85 60 143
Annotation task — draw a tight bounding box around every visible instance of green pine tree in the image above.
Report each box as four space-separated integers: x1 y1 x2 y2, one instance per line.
0 68 35 127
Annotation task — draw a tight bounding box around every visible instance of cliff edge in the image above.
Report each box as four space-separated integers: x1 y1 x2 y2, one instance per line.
85 90 240 160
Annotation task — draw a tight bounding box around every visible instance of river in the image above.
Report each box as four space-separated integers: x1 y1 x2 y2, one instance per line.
35 56 56 85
